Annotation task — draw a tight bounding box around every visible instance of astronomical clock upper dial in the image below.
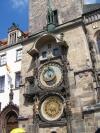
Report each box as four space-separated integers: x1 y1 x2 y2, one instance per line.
40 96 64 121
38 62 63 90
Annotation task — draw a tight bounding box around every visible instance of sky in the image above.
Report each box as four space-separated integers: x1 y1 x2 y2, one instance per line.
85 0 100 4
0 0 100 39
0 0 28 39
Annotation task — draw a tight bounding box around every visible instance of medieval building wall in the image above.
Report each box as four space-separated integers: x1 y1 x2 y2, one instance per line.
19 1 100 132
19 41 34 129
85 21 100 71
19 21 99 132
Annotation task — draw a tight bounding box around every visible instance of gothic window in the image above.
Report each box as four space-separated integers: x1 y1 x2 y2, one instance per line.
16 49 22 61
0 54 6 66
53 10 58 26
0 76 5 92
47 10 58 26
15 72 21 88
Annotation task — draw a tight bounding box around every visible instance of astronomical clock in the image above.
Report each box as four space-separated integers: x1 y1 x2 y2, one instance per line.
38 62 63 90
40 95 64 121
27 34 71 131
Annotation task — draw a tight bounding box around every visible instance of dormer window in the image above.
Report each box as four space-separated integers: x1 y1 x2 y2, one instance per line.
10 32 17 44
8 23 22 45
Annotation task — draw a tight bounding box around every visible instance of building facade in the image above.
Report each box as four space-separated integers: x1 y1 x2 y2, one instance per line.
0 23 28 133
17 0 100 133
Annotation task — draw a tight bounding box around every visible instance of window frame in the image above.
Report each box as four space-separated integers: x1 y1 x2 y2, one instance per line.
16 48 22 61
42 51 47 58
15 71 21 89
0 75 5 93
9 32 17 44
0 54 6 66
53 47 60 57
53 10 58 26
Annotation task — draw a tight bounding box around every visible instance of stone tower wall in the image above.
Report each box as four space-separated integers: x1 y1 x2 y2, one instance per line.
29 0 82 34
19 24 97 132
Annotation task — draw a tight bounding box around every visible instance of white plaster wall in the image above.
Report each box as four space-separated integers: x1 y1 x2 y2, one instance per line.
0 44 22 110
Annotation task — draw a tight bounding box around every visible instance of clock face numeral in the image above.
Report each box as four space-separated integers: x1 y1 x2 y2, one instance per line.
40 96 64 121
38 62 63 90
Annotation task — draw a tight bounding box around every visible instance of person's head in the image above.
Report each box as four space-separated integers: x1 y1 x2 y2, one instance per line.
95 128 100 133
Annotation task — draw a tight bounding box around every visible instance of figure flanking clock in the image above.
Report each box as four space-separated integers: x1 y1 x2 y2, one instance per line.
28 34 72 133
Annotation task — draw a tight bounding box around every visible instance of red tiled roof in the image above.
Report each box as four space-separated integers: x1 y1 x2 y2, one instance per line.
0 31 29 47
22 31 29 38
0 39 8 46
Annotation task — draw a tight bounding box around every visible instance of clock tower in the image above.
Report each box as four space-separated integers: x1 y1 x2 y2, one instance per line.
19 0 100 133
19 1 82 133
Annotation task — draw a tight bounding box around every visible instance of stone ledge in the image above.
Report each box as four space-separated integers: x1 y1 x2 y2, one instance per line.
83 102 100 113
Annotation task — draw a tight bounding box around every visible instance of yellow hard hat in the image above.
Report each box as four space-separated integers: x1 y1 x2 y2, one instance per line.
10 128 26 133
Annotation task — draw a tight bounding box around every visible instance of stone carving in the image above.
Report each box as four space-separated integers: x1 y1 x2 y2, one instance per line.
9 88 14 104
33 96 39 115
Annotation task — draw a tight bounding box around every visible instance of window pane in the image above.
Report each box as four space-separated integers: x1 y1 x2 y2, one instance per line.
42 51 47 58
53 48 59 56
10 32 17 44
0 76 5 92
15 72 21 88
53 10 58 26
16 49 22 61
0 54 6 66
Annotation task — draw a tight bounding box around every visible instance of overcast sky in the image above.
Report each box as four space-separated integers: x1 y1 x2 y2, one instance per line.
0 0 100 39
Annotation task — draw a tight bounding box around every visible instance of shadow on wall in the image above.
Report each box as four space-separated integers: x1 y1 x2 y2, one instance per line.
95 128 100 133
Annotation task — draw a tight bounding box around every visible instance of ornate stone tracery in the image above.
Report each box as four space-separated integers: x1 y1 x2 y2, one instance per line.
0 103 19 133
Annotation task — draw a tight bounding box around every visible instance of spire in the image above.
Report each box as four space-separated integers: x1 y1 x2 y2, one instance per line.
8 22 19 33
